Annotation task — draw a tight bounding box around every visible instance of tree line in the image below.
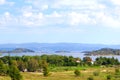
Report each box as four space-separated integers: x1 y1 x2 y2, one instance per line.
0 54 120 80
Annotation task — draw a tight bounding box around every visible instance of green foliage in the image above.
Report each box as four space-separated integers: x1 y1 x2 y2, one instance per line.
115 68 120 74
17 61 26 72
27 59 39 72
93 71 99 76
0 60 8 76
8 65 22 80
0 55 120 75
95 57 119 66
83 57 92 66
87 76 94 80
106 75 112 80
74 69 80 76
42 60 49 77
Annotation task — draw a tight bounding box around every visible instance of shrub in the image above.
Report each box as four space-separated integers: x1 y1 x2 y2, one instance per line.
74 69 81 76
43 66 49 76
87 76 94 80
106 75 112 80
115 68 120 74
42 61 49 77
93 71 99 76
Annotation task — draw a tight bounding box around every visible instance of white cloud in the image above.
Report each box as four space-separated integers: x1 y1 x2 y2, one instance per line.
20 11 45 27
0 0 14 6
67 12 95 26
23 12 33 18
0 12 19 28
52 0 106 11
1 0 120 29
4 12 10 16
46 11 62 18
41 4 48 10
53 0 96 7
45 11 64 25
111 0 120 6
94 12 120 28
0 0 6 5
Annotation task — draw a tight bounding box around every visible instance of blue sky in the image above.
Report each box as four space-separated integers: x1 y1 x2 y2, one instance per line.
0 0 120 44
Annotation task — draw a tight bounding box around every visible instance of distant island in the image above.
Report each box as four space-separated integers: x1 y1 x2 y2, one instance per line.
84 48 120 56
55 51 71 53
1 43 120 53
0 48 34 53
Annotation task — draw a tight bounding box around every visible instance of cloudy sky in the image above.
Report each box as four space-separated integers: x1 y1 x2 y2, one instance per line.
0 0 120 44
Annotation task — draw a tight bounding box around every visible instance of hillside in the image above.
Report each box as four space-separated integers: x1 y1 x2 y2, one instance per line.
84 48 120 56
0 48 34 53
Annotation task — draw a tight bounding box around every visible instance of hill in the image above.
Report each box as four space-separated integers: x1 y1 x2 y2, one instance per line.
0 48 34 53
84 48 120 56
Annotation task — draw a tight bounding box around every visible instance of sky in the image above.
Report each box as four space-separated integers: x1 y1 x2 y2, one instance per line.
0 0 120 44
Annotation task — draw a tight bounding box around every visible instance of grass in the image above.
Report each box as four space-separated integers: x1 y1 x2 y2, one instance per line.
0 66 120 80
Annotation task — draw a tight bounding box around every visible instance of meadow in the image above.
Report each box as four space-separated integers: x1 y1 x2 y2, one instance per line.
0 66 120 80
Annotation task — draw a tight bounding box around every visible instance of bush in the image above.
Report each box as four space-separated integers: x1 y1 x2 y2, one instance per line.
106 75 112 80
87 76 94 80
115 68 120 74
42 61 49 77
93 71 99 76
74 69 81 76
43 66 49 76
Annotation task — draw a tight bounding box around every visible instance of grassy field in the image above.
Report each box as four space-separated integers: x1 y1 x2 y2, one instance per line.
0 67 120 80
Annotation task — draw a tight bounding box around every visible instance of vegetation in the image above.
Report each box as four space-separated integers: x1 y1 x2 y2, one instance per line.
0 67 120 80
93 71 100 76
106 75 112 80
87 76 94 80
0 60 8 76
0 48 34 53
42 60 49 76
0 54 120 80
84 48 120 56
95 57 119 66
8 65 22 80
74 69 81 76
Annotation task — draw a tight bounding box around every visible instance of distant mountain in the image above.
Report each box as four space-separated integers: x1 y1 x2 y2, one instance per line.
0 43 120 53
84 48 120 56
0 48 34 53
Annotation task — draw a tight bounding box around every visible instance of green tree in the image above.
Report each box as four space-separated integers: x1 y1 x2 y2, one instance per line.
17 60 26 72
8 65 22 80
0 60 8 76
27 59 39 72
83 57 92 66
42 60 49 77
